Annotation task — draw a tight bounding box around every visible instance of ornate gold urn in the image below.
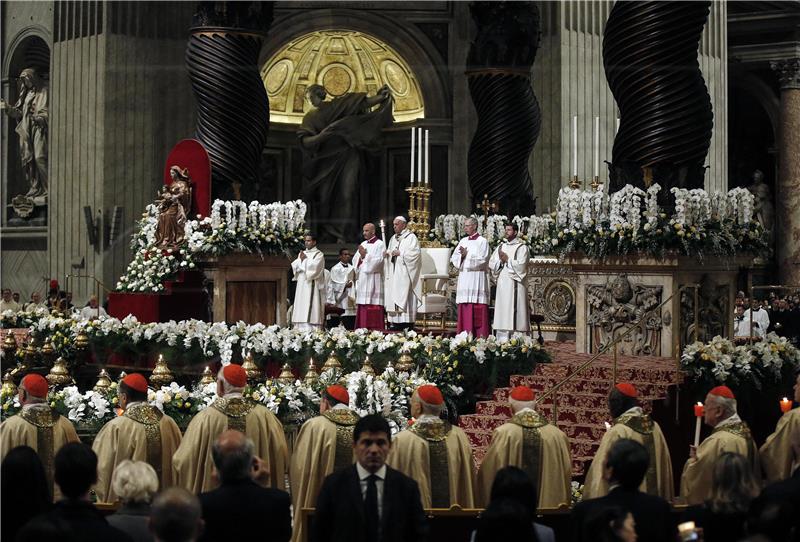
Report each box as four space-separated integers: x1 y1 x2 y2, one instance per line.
46 357 73 387
360 356 375 376
93 368 112 393
150 355 173 388
1 372 17 396
304 358 319 384
322 352 342 371
395 352 415 372
199 366 215 386
241 353 261 383
277 363 295 384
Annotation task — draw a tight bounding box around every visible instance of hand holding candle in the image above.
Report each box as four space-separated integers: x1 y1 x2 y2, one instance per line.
781 397 792 413
694 402 704 447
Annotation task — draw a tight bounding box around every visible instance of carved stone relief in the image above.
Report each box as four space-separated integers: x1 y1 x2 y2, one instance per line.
528 265 577 330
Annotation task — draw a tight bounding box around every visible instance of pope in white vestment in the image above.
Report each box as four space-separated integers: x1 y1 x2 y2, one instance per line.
352 222 386 330
291 234 326 330
490 223 530 341
450 217 490 337
384 216 421 329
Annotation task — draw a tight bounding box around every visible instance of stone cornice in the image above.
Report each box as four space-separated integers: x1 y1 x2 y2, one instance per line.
771 58 800 89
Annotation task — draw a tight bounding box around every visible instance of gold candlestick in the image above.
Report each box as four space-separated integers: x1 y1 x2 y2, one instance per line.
304 358 320 384
93 369 112 393
150 354 173 388
241 353 261 383
591 176 601 191
277 363 295 384
569 176 582 189
360 356 376 376
199 366 215 386
322 352 342 371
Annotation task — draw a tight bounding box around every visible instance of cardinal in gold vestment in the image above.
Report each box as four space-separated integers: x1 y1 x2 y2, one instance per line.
290 385 359 542
0 374 79 500
92 374 182 502
760 374 800 482
583 383 674 500
172 365 288 494
386 385 475 508
477 386 571 508
680 386 761 505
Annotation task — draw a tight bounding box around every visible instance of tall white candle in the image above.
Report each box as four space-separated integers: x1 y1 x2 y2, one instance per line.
616 117 620 133
417 127 423 185
410 127 416 186
694 416 702 447
594 116 599 178
572 115 578 177
425 129 430 185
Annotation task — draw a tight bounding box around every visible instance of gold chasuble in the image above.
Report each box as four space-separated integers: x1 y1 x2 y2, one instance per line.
476 410 571 508
290 408 359 542
680 419 761 505
760 407 800 483
172 396 288 494
583 409 674 500
0 405 80 499
387 417 475 509
92 403 182 502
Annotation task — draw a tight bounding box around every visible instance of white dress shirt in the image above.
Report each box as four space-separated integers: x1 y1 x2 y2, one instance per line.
355 462 386 521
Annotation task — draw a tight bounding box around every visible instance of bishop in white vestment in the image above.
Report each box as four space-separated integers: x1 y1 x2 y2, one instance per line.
450 216 490 337
291 233 326 330
384 216 421 330
490 223 530 341
327 248 356 329
352 222 386 330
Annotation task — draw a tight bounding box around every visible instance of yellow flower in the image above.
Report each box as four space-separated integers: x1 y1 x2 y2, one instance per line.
184 402 191 408
701 353 710 361
252 391 262 402
674 223 682 230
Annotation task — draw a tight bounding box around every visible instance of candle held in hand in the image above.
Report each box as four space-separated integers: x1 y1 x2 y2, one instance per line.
780 397 792 413
694 402 704 417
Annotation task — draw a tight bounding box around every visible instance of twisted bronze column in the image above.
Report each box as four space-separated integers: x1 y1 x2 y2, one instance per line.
604 1 712 198
466 1 541 216
186 2 273 201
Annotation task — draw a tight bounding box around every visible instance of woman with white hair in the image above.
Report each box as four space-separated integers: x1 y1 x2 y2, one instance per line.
106 460 159 542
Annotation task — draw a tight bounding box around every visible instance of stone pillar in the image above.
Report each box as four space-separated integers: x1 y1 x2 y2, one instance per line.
770 58 800 285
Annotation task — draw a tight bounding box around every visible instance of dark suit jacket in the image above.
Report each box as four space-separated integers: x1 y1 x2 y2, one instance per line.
571 486 675 542
199 478 291 542
35 500 134 542
311 464 429 542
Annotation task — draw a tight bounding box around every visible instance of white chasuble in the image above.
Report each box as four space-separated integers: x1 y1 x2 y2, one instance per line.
490 238 530 334
384 229 422 323
352 237 385 306
450 234 490 305
291 247 326 328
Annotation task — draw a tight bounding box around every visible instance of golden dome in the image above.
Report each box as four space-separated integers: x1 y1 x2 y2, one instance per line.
262 30 425 125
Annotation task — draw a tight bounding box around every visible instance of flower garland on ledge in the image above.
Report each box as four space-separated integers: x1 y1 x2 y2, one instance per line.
1 312 549 412
0 366 445 436
432 185 765 260
680 333 800 391
116 200 307 292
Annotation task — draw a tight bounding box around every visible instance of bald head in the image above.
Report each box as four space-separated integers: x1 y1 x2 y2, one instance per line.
150 487 202 542
362 223 376 240
211 430 255 483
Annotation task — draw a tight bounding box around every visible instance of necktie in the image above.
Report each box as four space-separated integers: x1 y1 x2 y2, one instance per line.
364 474 380 542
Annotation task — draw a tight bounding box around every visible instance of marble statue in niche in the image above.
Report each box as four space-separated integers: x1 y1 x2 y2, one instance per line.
746 169 775 246
297 84 393 243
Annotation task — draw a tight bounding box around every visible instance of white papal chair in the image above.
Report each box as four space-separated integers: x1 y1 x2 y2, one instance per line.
415 247 452 332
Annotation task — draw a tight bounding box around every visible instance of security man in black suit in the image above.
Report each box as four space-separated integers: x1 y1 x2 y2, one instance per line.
312 414 429 542
572 438 676 542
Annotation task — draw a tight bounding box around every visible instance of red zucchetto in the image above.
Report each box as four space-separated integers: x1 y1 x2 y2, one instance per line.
416 385 444 405
615 383 638 398
326 385 349 405
509 386 535 402
21 374 48 398
709 385 735 399
222 364 247 388
122 373 149 393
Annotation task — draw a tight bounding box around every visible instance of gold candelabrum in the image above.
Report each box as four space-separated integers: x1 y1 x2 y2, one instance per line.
406 184 440 247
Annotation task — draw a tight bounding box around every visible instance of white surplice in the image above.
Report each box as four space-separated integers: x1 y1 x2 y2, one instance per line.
384 229 422 323
742 307 770 338
450 234 490 305
327 261 356 316
352 236 385 306
489 237 530 339
291 247 325 329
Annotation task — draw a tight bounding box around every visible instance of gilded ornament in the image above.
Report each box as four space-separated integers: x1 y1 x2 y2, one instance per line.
360 356 375 376
2 372 17 396
74 331 90 350
395 352 415 372
24 336 38 361
118 371 127 382
241 353 261 383
277 363 295 384
150 355 173 388
40 340 55 359
2 332 18 354
199 366 215 386
46 357 73 387
93 369 112 393
304 358 319 384
322 352 342 371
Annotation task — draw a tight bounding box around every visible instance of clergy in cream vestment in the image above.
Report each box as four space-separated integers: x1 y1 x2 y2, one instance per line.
92 373 182 502
476 386 571 508
291 233 326 330
386 385 475 508
583 383 674 500
450 216 490 337
384 217 421 329
759 373 800 482
0 374 80 500
680 386 761 505
353 222 386 330
172 365 288 495
289 385 359 542
489 223 530 341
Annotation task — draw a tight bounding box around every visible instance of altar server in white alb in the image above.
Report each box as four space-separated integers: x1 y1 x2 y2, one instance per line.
327 248 356 329
450 216 491 337
384 216 422 330
353 222 386 330
743 299 770 339
490 223 530 341
291 232 326 330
